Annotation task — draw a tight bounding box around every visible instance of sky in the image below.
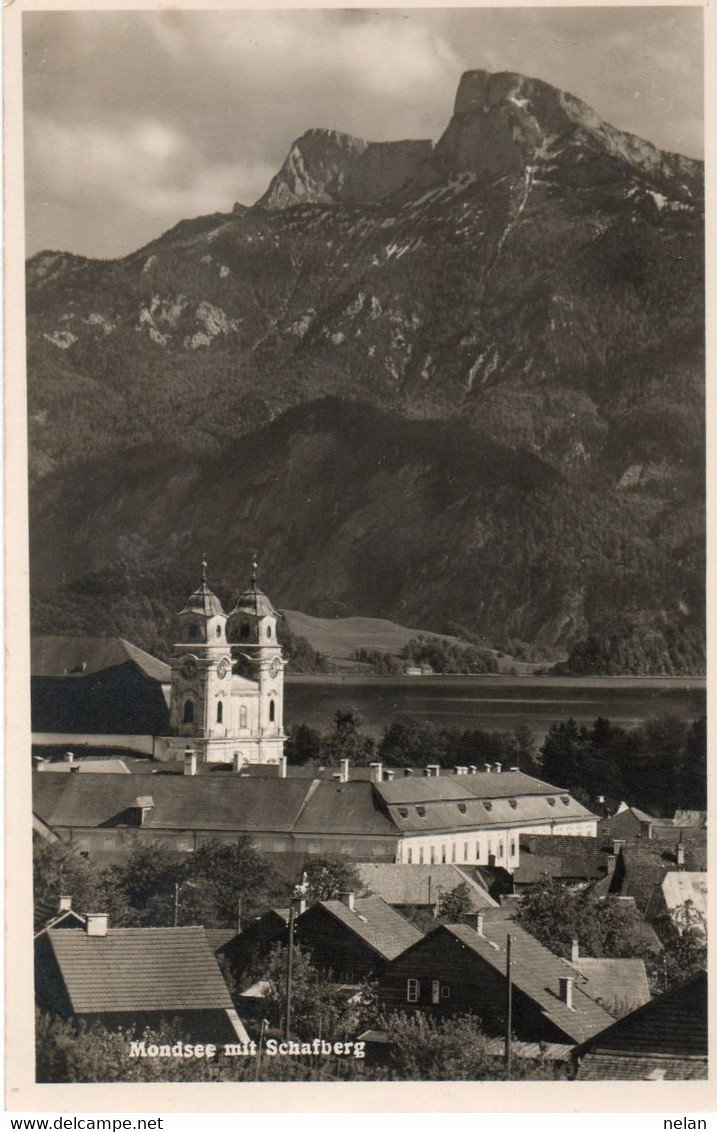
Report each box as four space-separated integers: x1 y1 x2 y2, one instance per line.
23 6 704 260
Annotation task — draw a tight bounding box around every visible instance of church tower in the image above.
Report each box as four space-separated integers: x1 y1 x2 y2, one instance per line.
159 557 286 768
227 557 286 762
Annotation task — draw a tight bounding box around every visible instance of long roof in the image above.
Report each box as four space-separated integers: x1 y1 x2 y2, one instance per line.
434 921 614 1043
44 926 234 1013
613 838 707 910
319 896 423 961
375 773 595 834
355 863 497 909
33 773 398 837
32 636 171 682
574 958 651 1015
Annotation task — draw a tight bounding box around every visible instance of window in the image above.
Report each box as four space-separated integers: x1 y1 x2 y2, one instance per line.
407 979 420 1003
457 803 466 813
177 838 192 852
430 846 436 864
561 796 570 805
406 848 413 864
217 701 223 724
483 801 492 812
547 797 556 807
451 843 456 862
419 847 424 864
498 842 504 858
510 840 516 858
508 798 517 809
441 985 452 999
269 700 275 723
307 843 320 854
372 845 384 856
267 625 272 638
216 624 222 637
476 842 481 860
239 707 248 728
272 841 285 852
76 837 90 854
416 806 426 818
441 844 447 863
432 980 440 1005
464 842 468 861
103 836 115 852
183 700 194 724
188 623 198 640
398 807 408 818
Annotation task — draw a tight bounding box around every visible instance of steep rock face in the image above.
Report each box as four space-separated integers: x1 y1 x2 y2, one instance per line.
434 71 702 192
258 129 433 209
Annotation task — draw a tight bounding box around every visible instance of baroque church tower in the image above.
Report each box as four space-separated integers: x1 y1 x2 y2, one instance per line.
157 558 286 768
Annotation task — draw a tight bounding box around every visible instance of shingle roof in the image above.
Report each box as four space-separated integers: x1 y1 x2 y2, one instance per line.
320 896 423 961
33 772 398 838
45 926 234 1013
574 958 651 1015
574 970 707 1078
376 771 568 804
612 839 707 911
32 636 170 682
576 1052 707 1080
515 834 611 882
355 863 497 909
442 921 614 1044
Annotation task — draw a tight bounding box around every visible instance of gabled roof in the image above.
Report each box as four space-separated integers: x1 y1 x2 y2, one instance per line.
355 863 497 909
319 896 423 961
611 838 707 910
32 636 171 683
574 958 651 1016
673 810 706 828
376 771 569 804
43 926 233 1013
34 907 87 938
659 872 707 919
435 921 614 1044
574 970 707 1079
516 834 610 882
33 773 398 838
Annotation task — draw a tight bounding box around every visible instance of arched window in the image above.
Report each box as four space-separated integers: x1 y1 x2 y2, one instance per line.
188 623 198 640
239 706 248 728
183 700 194 724
269 700 275 723
267 625 272 639
217 701 223 724
216 624 222 637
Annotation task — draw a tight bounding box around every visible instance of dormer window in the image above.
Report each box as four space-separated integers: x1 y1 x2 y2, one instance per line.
547 797 556 807
508 799 518 809
416 806 426 818
483 801 492 812
561 795 570 805
457 803 467 813
398 807 408 818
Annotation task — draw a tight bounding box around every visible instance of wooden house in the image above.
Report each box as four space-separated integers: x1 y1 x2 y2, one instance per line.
294 893 423 982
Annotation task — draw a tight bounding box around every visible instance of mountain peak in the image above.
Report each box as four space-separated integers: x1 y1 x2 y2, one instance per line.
256 128 432 211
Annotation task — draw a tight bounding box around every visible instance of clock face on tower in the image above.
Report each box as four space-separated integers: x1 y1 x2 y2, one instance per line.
270 658 280 679
181 659 198 680
217 658 230 680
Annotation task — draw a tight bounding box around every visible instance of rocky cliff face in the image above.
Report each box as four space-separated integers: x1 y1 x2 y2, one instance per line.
25 70 705 671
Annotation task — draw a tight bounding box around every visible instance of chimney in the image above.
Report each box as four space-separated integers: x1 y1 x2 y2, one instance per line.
135 795 154 825
339 891 355 911
612 838 625 856
86 914 108 937
509 765 519 772
58 896 72 913
484 763 492 773
640 820 653 839
384 769 395 782
65 751 74 764
469 765 477 775
279 756 288 779
571 939 580 964
494 762 502 774
676 843 686 868
298 898 307 915
369 762 383 783
184 749 197 776
232 751 242 773
558 976 574 1009
488 853 496 867
339 758 350 784
605 853 616 875
426 764 440 778
461 911 485 935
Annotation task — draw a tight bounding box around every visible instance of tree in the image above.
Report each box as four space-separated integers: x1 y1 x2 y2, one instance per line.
302 854 366 902
257 943 370 1039
320 710 375 767
515 881 656 964
437 882 473 922
284 722 322 764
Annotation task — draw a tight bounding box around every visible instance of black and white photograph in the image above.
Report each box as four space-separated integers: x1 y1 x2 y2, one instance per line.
7 0 708 1104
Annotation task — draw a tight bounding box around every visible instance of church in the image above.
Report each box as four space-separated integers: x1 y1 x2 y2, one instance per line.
32 559 287 771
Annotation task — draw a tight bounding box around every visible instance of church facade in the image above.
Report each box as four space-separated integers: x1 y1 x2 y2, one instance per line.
156 560 287 768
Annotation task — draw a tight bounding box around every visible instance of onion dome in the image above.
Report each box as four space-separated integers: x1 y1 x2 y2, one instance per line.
229 557 279 620
177 557 226 618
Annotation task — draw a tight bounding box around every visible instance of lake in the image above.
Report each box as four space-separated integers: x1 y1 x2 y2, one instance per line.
284 674 706 738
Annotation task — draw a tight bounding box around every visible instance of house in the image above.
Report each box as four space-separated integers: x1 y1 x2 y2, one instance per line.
34 896 86 938
294 893 424 982
355 863 498 914
599 804 657 841
512 833 611 889
645 872 707 940
213 908 291 982
377 912 614 1045
605 837 707 912
573 970 707 1080
35 914 248 1044
568 940 651 1018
